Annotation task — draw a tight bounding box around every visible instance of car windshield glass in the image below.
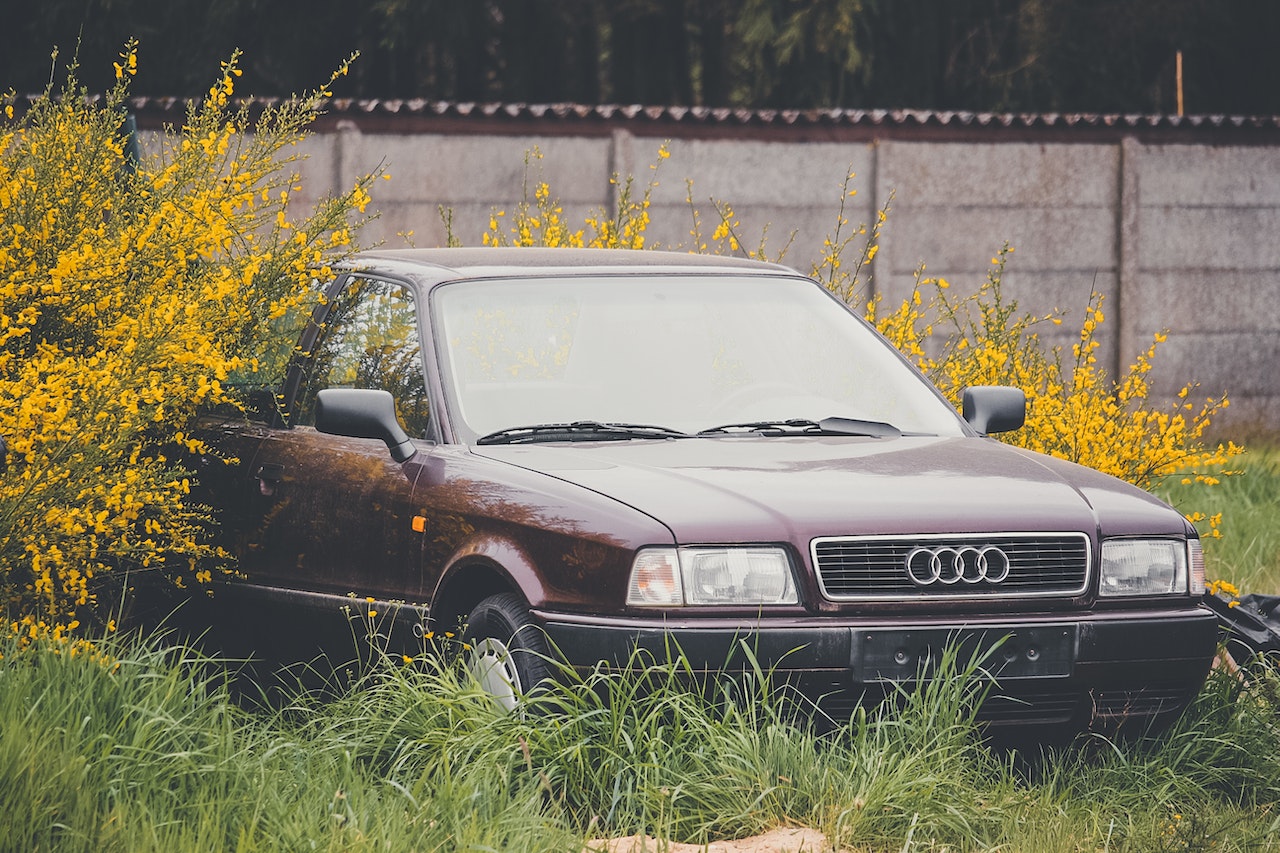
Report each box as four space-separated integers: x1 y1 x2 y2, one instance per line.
431 274 966 440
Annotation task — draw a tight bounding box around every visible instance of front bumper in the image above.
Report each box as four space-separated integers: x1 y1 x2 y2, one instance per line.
537 605 1219 731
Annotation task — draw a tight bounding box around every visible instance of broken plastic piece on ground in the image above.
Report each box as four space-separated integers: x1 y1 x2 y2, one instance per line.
1206 591 1280 666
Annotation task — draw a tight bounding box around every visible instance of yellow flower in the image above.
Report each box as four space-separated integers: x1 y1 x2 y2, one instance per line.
1208 579 1240 598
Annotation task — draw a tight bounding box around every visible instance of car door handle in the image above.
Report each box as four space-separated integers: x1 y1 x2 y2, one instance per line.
255 463 285 496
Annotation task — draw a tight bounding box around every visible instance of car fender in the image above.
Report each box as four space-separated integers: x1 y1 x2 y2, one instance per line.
430 530 549 630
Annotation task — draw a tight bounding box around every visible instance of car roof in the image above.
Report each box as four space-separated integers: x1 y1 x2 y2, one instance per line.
344 246 802 283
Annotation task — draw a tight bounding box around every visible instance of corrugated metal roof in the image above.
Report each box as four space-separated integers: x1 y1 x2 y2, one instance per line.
46 94 1280 143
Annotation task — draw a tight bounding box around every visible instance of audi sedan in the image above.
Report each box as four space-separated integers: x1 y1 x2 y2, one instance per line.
194 247 1217 736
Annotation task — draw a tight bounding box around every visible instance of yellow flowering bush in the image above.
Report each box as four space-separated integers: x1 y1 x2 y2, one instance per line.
478 145 666 250
0 46 378 634
866 247 1241 507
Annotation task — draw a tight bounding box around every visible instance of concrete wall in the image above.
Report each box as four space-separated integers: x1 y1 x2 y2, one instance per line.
283 123 1280 437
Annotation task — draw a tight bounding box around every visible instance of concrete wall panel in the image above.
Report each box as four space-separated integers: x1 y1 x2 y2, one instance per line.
656 139 876 207
1130 272 1280 335
337 134 613 204
1137 207 1280 270
881 142 1118 206
1149 332 1280 399
888 207 1116 274
1138 146 1280 206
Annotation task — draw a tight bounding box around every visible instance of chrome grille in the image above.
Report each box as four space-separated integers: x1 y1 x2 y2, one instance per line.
812 533 1090 600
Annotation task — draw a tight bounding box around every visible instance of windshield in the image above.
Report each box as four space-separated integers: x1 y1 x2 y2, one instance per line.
431 274 966 440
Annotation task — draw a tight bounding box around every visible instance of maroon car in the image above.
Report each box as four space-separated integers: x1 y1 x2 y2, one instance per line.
196 247 1216 734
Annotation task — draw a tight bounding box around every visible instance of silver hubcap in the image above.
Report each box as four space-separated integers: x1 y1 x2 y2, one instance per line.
467 636 522 711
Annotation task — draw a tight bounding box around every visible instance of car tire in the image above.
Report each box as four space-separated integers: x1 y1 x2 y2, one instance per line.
462 592 555 711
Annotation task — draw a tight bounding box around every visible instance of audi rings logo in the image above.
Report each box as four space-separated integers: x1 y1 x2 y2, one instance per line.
905 545 1011 586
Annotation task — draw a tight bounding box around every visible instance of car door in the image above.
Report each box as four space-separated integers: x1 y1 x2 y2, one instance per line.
237 274 432 602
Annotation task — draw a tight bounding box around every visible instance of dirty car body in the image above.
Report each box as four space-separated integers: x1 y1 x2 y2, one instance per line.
194 247 1217 734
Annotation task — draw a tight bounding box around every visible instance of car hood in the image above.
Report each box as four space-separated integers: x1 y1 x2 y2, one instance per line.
471 436 1187 545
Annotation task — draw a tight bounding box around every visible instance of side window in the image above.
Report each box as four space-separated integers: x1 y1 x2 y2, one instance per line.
295 277 431 437
224 285 324 423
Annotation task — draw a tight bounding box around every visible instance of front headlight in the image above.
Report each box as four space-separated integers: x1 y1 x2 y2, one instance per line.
626 546 798 606
1098 539 1189 596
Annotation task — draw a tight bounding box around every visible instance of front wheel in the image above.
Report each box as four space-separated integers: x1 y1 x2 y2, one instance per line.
462 592 555 711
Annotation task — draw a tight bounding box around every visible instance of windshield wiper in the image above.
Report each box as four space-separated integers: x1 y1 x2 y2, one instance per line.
697 416 901 438
476 421 691 445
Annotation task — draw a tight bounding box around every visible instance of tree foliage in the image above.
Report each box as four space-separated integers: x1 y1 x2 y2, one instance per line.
4 0 1279 114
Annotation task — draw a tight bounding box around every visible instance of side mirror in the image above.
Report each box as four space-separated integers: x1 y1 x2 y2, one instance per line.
962 386 1026 434
315 388 417 463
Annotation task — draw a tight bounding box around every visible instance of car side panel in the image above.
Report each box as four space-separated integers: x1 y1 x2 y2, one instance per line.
407 446 674 615
236 426 424 599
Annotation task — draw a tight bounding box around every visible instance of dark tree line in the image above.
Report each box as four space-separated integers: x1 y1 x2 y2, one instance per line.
4 0 1279 114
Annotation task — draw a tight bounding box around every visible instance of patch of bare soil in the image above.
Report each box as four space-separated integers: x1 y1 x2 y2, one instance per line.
586 826 833 852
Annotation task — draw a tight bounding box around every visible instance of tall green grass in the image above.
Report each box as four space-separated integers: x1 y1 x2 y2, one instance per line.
0 638 574 852
4 629 1280 852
